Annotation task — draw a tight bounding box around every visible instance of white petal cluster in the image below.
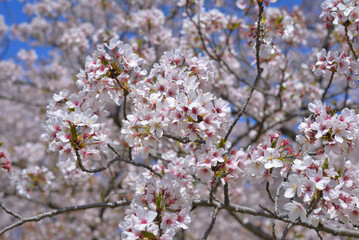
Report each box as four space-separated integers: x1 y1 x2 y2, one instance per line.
16 166 54 198
321 0 359 26
297 100 359 155
120 166 194 239
42 90 108 163
313 48 359 87
121 49 231 159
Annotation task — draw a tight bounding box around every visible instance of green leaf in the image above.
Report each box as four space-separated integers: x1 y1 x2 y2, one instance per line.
69 123 78 140
218 138 226 149
141 231 157 239
322 157 329 170
156 194 162 210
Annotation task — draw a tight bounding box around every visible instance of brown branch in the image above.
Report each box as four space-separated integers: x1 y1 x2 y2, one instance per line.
281 223 293 240
163 133 205 144
321 71 335 101
223 0 264 142
266 180 275 203
272 223 278 240
224 182 230 206
0 202 22 220
107 144 162 178
192 199 359 238
228 210 272 240
75 149 120 173
344 23 358 60
201 207 219 240
0 199 130 236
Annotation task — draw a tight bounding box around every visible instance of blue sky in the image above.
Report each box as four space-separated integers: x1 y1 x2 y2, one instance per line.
0 0 303 60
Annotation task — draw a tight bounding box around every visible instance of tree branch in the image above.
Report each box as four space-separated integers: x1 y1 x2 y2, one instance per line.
192 199 359 238
0 199 130 236
0 201 22 220
108 144 162 178
281 223 293 240
163 133 205 144
75 148 120 173
344 22 358 60
321 71 335 101
228 210 272 240
201 207 219 240
223 0 264 142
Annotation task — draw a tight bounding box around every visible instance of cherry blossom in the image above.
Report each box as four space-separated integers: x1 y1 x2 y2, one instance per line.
2 1 359 239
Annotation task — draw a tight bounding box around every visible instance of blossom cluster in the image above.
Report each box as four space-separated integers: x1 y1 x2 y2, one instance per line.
223 133 297 185
4 0 359 238
76 37 145 106
16 166 54 199
129 8 175 48
60 24 93 55
120 163 194 240
41 89 108 164
42 38 148 168
297 100 359 156
121 49 231 159
313 48 359 87
320 0 359 29
281 100 359 225
181 7 244 50
0 142 12 179
282 152 359 226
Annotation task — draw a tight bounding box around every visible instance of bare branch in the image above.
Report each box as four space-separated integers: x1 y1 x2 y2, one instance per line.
0 202 22 220
163 133 205 144
266 180 275 203
0 199 130 236
281 223 293 240
108 144 162 178
344 22 358 60
321 71 335 101
272 223 277 240
228 210 272 240
193 199 359 238
75 149 120 173
224 182 229 206
201 207 219 240
223 0 264 142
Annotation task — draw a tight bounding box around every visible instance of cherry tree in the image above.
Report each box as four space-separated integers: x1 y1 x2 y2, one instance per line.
1 0 359 239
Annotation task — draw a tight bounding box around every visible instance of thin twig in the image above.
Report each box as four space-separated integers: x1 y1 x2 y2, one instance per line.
163 133 205 144
201 208 219 240
223 0 264 142
209 177 219 204
275 181 284 214
228 210 272 240
0 94 46 108
266 180 275 203
259 205 276 217
224 182 229 206
75 149 120 173
316 230 323 240
272 223 278 240
321 71 335 101
193 199 359 238
281 223 293 240
343 82 350 108
0 202 22 220
108 144 162 178
344 23 358 60
0 199 130 235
